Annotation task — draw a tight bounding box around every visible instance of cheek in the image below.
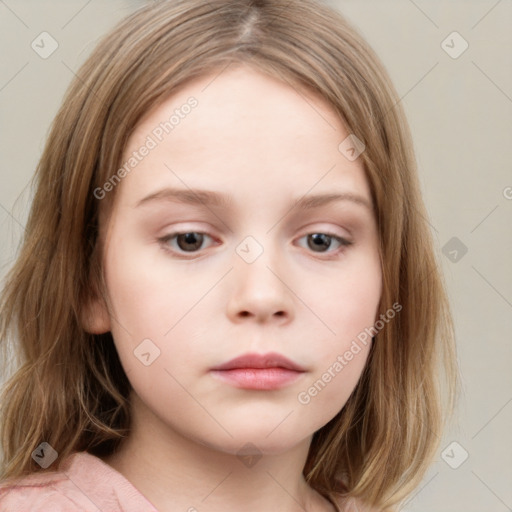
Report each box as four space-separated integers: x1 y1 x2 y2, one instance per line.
102 233 219 383
309 248 382 344
103 232 203 335
294 343 371 436
295 282 377 429
298 251 380 414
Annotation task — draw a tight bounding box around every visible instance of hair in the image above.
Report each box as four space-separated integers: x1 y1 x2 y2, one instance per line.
0 0 459 509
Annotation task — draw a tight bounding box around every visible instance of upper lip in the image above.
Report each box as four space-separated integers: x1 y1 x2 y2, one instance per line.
211 352 306 372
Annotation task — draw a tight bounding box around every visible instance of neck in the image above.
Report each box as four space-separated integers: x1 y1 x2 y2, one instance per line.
101 391 336 512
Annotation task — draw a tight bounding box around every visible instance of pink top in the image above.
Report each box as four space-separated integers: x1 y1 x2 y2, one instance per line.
0 451 379 512
0 451 158 511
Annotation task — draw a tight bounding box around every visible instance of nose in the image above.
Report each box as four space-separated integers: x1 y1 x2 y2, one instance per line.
226 244 294 325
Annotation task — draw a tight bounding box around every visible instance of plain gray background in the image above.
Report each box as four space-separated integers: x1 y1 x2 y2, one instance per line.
1 1 511 511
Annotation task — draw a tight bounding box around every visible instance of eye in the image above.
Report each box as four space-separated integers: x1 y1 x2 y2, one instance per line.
157 230 353 259
158 231 215 255
296 232 353 257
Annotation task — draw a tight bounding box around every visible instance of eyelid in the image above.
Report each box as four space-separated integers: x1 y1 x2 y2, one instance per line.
295 223 354 246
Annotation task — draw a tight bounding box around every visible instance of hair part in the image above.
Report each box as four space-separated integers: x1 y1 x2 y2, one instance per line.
0 0 459 509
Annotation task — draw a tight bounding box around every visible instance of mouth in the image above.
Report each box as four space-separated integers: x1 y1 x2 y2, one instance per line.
210 352 306 390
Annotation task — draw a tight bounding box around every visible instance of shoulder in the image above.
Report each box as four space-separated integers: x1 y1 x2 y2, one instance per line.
0 470 95 511
0 450 158 512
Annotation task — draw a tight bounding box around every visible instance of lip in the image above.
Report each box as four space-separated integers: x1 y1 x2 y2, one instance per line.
210 352 306 390
211 352 306 372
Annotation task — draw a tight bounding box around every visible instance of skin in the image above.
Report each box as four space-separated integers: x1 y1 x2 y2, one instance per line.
82 64 382 512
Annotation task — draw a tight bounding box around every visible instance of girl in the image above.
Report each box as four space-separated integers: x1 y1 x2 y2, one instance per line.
0 0 459 510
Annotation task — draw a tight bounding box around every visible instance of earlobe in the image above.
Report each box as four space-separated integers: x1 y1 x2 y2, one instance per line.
80 295 111 334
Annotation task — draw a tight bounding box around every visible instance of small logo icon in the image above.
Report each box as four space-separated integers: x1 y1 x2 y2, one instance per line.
31 442 58 469
134 338 161 366
441 31 469 59
442 236 468 263
441 441 469 469
31 32 59 59
236 442 263 468
235 236 264 264
339 134 365 161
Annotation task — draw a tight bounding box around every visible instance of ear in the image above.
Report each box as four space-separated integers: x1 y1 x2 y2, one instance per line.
80 295 111 334
80 280 111 334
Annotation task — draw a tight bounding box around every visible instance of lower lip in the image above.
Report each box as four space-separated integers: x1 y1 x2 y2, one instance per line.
210 368 304 390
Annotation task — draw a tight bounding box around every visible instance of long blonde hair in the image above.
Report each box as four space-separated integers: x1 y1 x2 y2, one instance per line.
0 0 459 509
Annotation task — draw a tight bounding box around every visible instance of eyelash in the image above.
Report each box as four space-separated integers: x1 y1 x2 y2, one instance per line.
157 230 354 260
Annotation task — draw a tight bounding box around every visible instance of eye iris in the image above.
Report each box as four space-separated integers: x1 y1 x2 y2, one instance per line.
177 232 203 252
308 233 331 252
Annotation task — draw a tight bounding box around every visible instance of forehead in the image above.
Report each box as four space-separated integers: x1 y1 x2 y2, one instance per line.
114 65 371 210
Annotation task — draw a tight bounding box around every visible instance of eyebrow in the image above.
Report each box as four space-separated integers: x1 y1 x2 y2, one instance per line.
135 187 373 212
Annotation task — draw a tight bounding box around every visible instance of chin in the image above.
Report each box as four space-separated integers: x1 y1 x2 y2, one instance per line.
201 428 308 458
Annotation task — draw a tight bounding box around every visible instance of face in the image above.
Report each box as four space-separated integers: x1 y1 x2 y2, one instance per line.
86 65 382 456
